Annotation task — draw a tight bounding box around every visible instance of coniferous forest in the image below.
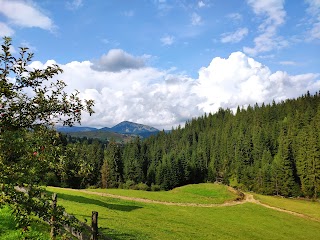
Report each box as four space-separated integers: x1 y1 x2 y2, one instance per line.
48 91 320 199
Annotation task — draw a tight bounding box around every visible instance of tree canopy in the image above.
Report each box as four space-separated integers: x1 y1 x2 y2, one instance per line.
0 37 94 234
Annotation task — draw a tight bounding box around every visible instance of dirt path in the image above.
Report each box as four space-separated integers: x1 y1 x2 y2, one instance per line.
67 188 245 207
65 188 320 222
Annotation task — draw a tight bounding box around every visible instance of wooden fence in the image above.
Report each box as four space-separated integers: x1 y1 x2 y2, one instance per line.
50 193 109 240
12 186 109 239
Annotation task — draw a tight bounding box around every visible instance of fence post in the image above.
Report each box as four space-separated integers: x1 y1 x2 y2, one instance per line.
91 211 98 240
50 193 57 240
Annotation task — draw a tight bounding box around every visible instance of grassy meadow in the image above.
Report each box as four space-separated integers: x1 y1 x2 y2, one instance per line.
253 193 320 221
46 184 320 240
84 183 238 204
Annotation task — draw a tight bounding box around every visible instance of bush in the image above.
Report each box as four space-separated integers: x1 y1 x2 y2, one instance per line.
136 183 150 191
123 180 135 189
151 183 161 191
44 172 60 187
118 182 123 189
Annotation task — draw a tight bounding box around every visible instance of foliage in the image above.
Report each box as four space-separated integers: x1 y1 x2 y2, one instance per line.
0 36 94 235
25 88 320 201
99 91 320 198
101 139 122 188
0 206 51 240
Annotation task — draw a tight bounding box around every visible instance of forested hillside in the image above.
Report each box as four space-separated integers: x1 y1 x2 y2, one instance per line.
120 91 320 198
50 91 320 198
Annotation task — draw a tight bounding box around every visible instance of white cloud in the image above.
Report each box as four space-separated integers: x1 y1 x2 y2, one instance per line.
66 0 83 10
20 40 37 52
194 51 320 113
30 59 202 130
0 0 54 31
161 35 175 45
191 13 202 26
310 22 320 39
305 0 320 40
227 13 243 21
154 0 172 15
91 49 146 72
221 28 248 43
0 22 14 37
244 0 287 55
306 0 320 15
29 51 320 130
198 1 205 8
279 61 298 66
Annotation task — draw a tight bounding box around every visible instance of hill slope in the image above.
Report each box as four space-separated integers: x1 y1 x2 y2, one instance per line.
47 185 320 240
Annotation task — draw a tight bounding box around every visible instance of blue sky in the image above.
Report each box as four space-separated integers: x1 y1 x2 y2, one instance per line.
1 0 320 129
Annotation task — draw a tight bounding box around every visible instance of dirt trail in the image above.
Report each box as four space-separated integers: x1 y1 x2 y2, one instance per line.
67 188 244 207
65 188 320 222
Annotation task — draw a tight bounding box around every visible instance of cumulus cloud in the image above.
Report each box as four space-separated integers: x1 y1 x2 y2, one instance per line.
31 59 202 130
0 22 14 37
0 0 54 31
221 28 248 43
91 49 146 72
161 35 175 45
30 51 320 130
194 51 320 113
244 0 287 55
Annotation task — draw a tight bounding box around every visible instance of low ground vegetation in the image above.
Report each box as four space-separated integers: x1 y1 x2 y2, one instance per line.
0 206 50 240
46 184 320 240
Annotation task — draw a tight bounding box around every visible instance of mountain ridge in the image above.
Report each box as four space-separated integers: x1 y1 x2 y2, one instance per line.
56 121 161 140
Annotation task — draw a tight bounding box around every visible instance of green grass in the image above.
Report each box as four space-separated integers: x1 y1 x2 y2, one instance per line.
0 206 50 240
253 193 320 220
47 185 320 240
83 183 237 204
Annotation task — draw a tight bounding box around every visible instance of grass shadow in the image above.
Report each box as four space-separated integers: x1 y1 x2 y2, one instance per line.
46 191 142 212
99 227 143 240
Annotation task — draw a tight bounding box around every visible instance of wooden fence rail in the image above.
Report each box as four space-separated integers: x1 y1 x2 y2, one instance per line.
13 186 109 239
50 193 109 240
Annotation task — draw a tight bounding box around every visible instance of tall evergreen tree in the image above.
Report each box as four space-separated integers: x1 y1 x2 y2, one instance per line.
101 140 122 188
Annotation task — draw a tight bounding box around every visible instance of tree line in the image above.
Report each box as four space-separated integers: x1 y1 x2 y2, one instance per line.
48 91 320 198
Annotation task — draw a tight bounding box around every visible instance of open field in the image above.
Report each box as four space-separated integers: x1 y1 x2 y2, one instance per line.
253 193 320 221
47 184 320 240
82 183 238 204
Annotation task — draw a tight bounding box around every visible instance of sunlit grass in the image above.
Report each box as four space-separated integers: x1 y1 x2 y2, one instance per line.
253 193 320 220
82 183 237 204
47 185 320 240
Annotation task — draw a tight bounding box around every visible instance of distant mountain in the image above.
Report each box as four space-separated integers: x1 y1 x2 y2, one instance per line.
111 121 159 135
98 127 112 132
56 121 160 141
56 126 97 133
